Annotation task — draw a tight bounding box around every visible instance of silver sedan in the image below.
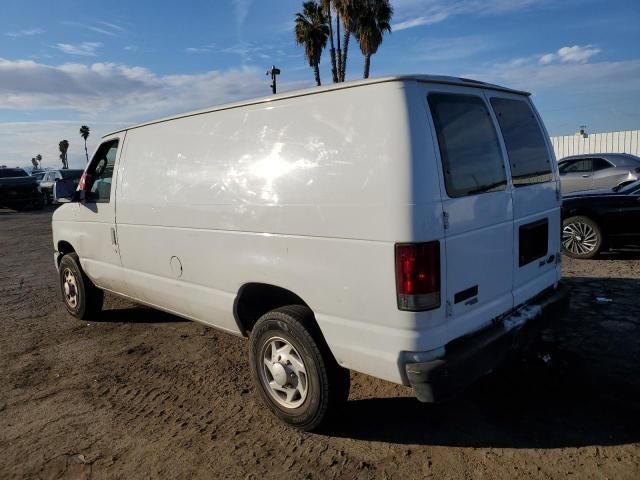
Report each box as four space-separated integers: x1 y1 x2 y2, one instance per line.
558 153 640 194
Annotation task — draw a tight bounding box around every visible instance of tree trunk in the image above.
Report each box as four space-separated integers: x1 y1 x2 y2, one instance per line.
336 14 342 82
363 53 371 79
314 64 321 86
326 7 338 83
84 140 89 163
341 29 350 82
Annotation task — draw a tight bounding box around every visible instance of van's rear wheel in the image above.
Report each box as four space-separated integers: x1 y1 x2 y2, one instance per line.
249 305 349 431
562 216 603 259
59 253 104 319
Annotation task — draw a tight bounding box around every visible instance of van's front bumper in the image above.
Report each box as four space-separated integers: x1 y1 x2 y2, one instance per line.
404 284 570 403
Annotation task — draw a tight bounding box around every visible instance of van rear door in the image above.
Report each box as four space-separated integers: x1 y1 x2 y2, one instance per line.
425 85 514 335
486 91 560 305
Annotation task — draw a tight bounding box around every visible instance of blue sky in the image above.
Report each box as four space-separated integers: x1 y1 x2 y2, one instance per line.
1 0 639 168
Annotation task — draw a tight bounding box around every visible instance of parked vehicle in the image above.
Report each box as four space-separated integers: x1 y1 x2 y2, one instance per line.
0 167 44 210
52 75 569 430
562 180 640 258
40 169 84 205
558 153 640 194
31 171 47 183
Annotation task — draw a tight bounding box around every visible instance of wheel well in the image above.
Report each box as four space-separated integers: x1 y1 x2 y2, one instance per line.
57 241 75 266
234 283 311 336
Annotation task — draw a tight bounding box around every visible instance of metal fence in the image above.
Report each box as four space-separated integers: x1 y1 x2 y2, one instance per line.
551 130 640 160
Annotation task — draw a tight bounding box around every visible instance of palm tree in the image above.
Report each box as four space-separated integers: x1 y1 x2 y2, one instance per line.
354 0 392 78
334 0 358 81
59 140 69 169
320 0 339 83
36 154 42 168
79 125 90 163
295 1 330 86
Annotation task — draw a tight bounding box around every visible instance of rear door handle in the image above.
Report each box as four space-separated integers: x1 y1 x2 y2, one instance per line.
581 174 591 178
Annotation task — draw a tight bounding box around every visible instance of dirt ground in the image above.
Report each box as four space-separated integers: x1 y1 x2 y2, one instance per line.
1 207 639 479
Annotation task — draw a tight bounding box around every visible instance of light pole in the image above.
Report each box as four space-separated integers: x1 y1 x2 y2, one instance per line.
266 65 281 94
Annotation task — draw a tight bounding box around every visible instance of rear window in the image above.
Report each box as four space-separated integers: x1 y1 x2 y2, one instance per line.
490 98 552 186
428 93 507 198
0 168 28 178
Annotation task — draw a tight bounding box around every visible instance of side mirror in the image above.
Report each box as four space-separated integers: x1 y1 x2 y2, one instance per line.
54 179 77 204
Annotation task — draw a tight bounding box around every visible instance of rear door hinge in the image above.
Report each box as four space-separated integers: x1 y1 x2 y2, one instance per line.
442 211 449 230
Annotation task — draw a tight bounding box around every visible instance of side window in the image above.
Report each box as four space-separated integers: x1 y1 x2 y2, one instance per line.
490 98 552 186
54 172 63 181
593 158 612 171
85 139 119 203
558 161 574 174
564 159 592 173
428 93 507 197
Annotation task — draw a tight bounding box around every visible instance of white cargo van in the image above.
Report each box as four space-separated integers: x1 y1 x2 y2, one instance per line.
53 75 569 430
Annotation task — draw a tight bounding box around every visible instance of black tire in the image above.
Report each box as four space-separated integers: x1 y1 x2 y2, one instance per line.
249 305 350 431
562 216 603 259
59 253 104 319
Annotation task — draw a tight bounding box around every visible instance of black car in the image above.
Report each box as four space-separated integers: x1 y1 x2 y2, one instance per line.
562 180 640 258
39 169 84 204
0 167 44 210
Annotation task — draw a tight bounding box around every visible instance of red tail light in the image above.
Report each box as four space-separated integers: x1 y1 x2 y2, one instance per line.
395 241 441 311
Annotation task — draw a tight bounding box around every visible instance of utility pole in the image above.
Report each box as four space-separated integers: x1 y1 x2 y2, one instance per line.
266 65 280 94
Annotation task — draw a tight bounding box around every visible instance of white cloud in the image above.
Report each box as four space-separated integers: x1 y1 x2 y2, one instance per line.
61 21 126 37
0 57 308 168
392 0 547 31
413 36 492 61
5 28 44 39
464 52 640 95
185 44 217 54
233 0 252 27
539 45 601 64
55 42 103 57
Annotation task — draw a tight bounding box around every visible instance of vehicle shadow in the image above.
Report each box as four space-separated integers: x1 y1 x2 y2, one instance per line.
327 276 640 449
95 306 187 324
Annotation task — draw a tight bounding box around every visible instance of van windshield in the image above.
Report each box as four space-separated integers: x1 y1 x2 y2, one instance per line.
490 98 553 186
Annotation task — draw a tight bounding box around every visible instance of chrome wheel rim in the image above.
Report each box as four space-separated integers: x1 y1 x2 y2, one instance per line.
562 222 598 256
62 268 79 308
259 336 308 409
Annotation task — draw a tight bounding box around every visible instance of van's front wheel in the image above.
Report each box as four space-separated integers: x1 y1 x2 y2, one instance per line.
59 253 104 319
249 306 349 431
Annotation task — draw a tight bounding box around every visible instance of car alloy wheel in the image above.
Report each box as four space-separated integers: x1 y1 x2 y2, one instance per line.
562 221 598 256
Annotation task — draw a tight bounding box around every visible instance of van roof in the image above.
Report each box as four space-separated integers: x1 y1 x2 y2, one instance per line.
104 74 530 137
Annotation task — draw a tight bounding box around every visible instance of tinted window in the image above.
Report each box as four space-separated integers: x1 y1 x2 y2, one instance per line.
0 168 28 178
592 158 612 171
428 93 506 197
490 98 552 186
562 159 592 173
85 140 118 203
61 170 83 180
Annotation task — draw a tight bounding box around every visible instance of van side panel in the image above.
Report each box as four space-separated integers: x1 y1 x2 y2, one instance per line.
115 82 445 384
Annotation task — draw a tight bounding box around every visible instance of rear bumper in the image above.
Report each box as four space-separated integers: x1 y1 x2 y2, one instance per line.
404 284 570 402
